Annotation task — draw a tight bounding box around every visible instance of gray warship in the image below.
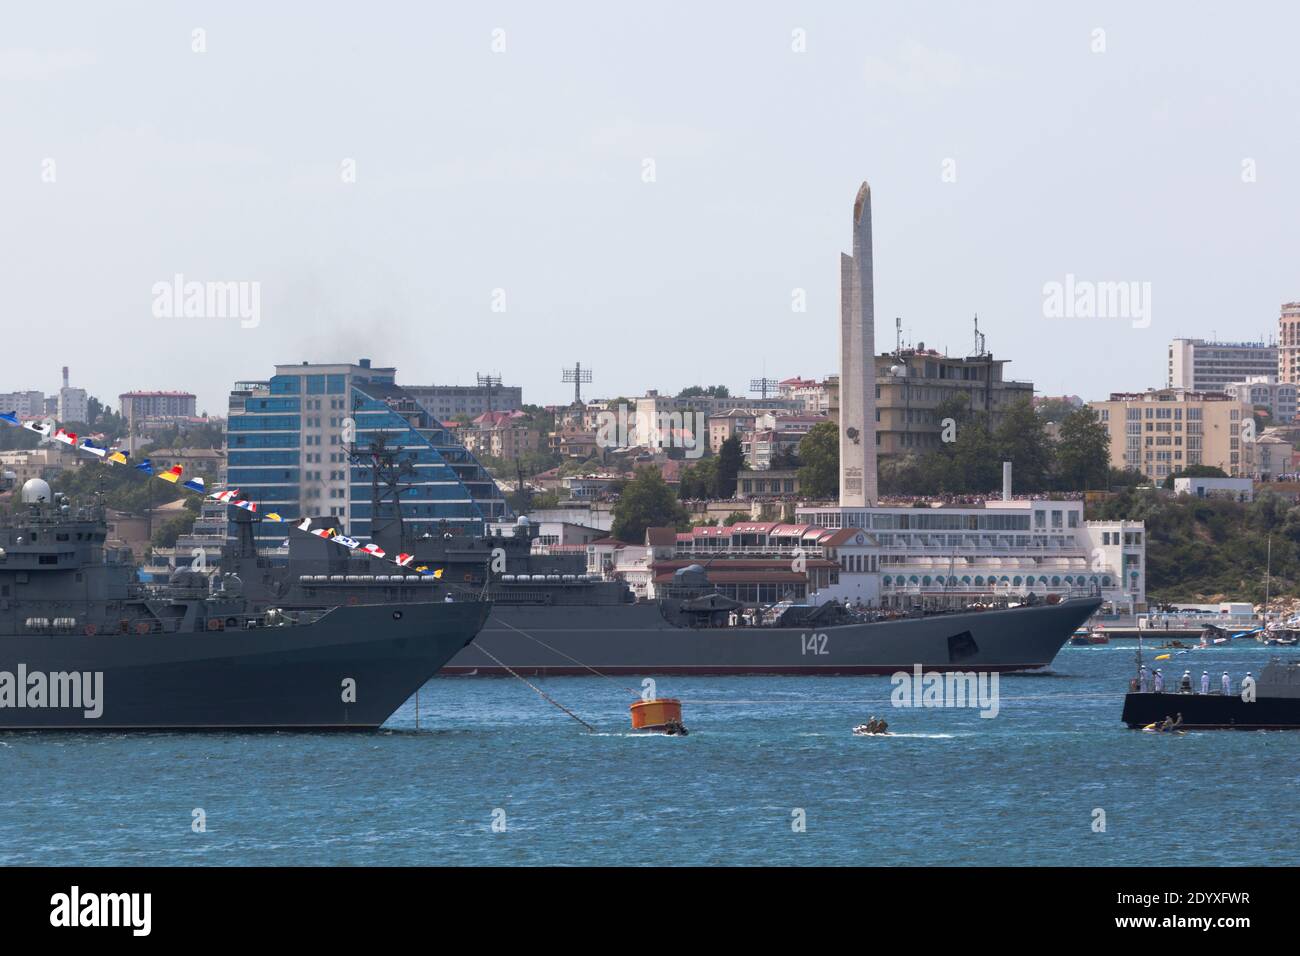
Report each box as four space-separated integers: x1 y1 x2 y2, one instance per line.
0 479 489 730
329 447 1102 676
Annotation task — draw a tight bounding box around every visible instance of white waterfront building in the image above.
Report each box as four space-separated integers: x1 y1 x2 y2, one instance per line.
797 498 1146 613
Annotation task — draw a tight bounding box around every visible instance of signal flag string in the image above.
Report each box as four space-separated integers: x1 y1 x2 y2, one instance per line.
0 411 447 580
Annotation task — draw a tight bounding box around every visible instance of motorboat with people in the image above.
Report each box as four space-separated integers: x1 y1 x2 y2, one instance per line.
853 716 890 736
1141 713 1186 734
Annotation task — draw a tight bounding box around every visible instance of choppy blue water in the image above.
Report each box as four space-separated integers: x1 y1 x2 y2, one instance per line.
2 642 1296 866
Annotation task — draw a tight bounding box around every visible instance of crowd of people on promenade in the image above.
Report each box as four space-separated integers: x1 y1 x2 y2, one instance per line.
878 492 1088 506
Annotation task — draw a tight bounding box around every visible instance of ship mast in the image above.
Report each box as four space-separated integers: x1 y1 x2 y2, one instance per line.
1265 534 1272 626
351 430 413 548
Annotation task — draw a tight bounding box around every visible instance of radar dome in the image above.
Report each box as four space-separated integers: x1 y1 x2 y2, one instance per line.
516 515 531 526
20 478 51 504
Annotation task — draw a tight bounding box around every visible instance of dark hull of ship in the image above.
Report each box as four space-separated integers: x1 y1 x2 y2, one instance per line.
445 597 1102 676
0 602 488 730
1121 691 1300 730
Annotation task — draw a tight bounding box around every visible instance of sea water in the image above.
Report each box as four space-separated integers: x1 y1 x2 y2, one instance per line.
1 642 1295 865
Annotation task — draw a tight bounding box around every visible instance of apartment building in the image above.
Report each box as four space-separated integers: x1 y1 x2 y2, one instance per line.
1169 337 1277 392
1090 388 1256 481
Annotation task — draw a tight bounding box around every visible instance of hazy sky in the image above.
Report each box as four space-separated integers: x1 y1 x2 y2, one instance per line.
3 2 1298 416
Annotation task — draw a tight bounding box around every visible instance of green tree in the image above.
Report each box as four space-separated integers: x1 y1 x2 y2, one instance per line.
0 425 40 452
714 435 744 498
1034 397 1079 424
994 397 1052 492
946 418 1001 492
1054 406 1111 491
1108 466 1148 489
677 385 730 399
797 421 838 499
769 445 801 469
611 467 688 542
152 511 198 548
678 456 719 500
933 391 974 431
879 453 938 496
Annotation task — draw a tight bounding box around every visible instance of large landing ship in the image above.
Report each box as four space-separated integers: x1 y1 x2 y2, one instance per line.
367 503 1099 677
0 479 489 730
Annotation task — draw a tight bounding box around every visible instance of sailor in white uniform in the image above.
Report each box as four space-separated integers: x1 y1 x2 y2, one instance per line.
1153 669 1165 692
1201 670 1210 695
1138 665 1149 692
1222 671 1231 695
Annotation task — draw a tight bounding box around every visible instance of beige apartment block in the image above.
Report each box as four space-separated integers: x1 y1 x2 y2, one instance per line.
1090 388 1257 481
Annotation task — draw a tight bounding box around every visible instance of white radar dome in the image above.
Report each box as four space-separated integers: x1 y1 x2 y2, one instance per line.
20 478 51 504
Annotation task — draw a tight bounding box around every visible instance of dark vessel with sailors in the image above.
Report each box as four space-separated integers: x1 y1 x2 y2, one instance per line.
0 478 489 730
1122 658 1300 730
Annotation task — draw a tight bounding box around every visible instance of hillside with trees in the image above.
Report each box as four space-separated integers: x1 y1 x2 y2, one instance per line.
1090 489 1300 604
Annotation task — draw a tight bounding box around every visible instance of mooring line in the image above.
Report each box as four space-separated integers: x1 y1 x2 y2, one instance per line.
472 643 596 732
493 619 640 696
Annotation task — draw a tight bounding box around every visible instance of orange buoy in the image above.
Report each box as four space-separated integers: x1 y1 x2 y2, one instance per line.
630 698 686 734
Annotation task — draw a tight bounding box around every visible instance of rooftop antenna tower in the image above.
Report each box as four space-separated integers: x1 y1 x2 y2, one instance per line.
970 314 987 358
476 373 502 413
749 377 779 400
561 362 592 405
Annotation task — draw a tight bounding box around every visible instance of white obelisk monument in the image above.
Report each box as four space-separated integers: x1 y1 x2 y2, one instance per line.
839 181 878 507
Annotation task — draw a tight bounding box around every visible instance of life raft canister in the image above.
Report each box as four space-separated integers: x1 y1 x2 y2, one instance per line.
208 617 224 632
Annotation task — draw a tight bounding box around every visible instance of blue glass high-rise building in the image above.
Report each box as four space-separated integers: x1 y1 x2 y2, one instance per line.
226 359 507 545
